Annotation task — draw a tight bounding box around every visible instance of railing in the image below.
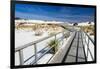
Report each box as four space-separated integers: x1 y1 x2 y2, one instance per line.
15 30 70 65
82 32 95 61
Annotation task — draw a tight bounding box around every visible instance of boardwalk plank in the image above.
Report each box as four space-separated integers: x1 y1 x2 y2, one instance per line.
65 31 86 63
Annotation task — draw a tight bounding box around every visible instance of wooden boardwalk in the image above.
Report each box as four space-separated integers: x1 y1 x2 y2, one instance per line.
62 31 87 63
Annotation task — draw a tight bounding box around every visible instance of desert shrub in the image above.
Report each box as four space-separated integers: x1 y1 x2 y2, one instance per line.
90 31 94 35
32 26 37 31
35 30 43 36
48 39 59 54
63 32 70 39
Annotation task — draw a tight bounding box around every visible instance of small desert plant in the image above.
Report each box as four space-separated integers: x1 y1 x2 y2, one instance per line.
48 39 59 54
35 30 43 36
90 31 94 35
63 32 70 39
32 26 37 31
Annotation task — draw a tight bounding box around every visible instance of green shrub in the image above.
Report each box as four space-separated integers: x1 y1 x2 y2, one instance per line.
35 30 43 36
48 39 59 54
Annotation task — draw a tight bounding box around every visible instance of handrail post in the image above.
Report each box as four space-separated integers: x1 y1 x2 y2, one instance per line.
84 32 88 58
62 31 64 45
82 31 94 61
86 36 88 60
34 43 37 64
83 32 85 49
19 50 24 65
55 34 56 40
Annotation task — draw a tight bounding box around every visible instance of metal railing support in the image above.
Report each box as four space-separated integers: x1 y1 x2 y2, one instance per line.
34 43 37 64
87 36 89 59
19 50 24 65
83 32 94 61
62 31 64 45
55 34 56 40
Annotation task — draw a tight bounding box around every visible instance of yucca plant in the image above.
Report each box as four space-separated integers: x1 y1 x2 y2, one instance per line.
48 39 59 54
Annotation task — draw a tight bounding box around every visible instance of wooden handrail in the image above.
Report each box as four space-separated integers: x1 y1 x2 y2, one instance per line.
85 32 94 45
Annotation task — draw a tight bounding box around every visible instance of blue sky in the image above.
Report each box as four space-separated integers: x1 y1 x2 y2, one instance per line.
15 3 95 23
